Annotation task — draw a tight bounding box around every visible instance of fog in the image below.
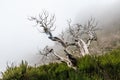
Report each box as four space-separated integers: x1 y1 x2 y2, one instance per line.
0 0 120 73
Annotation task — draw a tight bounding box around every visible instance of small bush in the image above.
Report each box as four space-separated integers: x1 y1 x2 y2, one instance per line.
2 49 120 80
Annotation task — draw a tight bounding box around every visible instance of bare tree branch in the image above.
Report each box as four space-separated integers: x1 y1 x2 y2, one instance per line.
39 46 77 69
67 18 98 56
30 11 99 69
29 11 56 37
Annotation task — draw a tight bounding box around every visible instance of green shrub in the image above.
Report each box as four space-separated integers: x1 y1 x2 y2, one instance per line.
2 49 120 80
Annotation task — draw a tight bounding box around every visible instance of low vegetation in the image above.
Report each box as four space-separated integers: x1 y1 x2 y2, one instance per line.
1 49 120 80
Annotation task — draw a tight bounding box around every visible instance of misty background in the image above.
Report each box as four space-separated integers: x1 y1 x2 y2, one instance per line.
0 0 120 73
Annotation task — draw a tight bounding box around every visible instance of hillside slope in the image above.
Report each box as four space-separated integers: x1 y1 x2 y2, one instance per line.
1 49 120 80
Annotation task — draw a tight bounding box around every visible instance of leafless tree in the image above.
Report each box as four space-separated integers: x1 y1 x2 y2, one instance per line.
29 11 77 69
29 11 98 69
66 18 98 56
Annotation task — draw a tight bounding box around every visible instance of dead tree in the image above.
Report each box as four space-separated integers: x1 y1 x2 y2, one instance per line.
29 10 99 69
67 18 98 56
29 11 77 69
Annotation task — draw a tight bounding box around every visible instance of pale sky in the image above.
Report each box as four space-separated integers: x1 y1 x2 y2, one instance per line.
0 0 119 73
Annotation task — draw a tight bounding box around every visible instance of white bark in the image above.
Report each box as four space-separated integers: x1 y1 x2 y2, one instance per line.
80 39 89 55
76 41 85 56
52 50 77 70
